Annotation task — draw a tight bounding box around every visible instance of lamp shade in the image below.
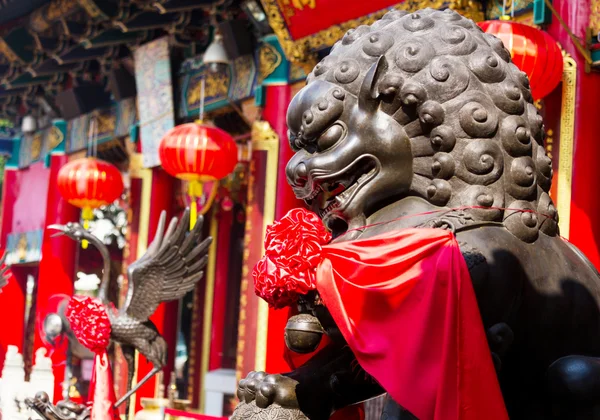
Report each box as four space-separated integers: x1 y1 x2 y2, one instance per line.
203 34 230 66
478 20 563 100
158 123 238 182
57 157 124 210
21 115 36 134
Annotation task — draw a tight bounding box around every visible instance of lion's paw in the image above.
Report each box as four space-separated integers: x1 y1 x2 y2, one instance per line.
237 371 300 409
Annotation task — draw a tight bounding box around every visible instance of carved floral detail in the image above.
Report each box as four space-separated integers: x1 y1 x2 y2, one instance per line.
232 402 309 420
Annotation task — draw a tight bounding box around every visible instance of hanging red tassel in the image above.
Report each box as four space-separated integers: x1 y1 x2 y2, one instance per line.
66 296 119 420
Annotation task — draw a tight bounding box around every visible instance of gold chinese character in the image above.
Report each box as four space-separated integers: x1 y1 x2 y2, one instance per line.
281 0 316 11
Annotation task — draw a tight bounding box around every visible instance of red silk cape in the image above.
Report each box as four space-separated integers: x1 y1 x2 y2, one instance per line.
316 228 508 420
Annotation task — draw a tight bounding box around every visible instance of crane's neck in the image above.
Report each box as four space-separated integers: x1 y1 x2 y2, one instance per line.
83 233 111 305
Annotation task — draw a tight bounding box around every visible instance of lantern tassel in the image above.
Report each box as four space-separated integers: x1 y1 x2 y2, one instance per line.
188 181 203 231
82 208 94 250
190 201 198 232
200 182 219 216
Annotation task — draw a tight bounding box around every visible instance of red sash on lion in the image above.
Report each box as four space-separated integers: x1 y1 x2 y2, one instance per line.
254 209 508 420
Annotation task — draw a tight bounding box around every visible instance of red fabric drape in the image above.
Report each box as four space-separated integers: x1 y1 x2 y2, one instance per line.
88 352 120 420
317 228 508 420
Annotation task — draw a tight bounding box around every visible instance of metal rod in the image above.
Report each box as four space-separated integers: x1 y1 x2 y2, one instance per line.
93 118 98 158
87 119 93 157
199 78 205 124
544 0 592 64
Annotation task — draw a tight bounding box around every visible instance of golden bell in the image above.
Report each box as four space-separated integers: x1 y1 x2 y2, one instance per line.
284 314 324 354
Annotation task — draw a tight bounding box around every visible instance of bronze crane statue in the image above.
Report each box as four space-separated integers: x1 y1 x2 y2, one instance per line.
48 208 211 413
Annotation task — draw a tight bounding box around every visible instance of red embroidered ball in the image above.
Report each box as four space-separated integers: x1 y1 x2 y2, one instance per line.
253 208 331 309
66 296 111 352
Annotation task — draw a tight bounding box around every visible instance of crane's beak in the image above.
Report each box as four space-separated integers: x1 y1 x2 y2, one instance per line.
48 224 67 238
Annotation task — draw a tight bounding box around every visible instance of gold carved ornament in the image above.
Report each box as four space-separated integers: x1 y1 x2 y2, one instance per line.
187 72 230 107
260 0 484 67
556 54 577 239
280 0 316 11
258 43 283 83
48 127 65 150
31 134 43 161
96 113 116 135
0 39 22 64
592 0 600 36
76 0 104 18
234 56 253 90
251 120 279 143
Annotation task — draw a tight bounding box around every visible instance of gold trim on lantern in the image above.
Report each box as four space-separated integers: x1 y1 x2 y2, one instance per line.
177 174 218 183
68 199 113 209
199 211 219 413
557 55 577 239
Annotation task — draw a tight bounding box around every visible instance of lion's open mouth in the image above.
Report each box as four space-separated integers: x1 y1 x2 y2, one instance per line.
303 156 378 219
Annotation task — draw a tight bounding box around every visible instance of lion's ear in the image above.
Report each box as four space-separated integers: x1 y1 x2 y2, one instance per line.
359 55 388 114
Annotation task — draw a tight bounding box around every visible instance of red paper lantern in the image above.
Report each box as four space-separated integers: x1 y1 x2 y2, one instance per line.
159 123 238 226
57 157 124 230
478 20 563 100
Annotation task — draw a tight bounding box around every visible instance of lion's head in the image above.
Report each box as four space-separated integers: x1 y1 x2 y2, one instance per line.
285 8 558 242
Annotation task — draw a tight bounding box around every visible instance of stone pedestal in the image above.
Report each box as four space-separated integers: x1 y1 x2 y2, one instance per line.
0 345 25 418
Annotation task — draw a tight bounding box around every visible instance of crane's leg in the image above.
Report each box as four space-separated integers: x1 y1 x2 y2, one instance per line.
115 366 161 408
122 346 135 418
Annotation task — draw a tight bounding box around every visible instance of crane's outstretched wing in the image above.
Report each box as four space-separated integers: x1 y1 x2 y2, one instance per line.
124 209 212 322
0 252 10 293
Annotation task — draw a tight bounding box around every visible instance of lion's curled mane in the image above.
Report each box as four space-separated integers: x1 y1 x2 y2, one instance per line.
303 7 559 243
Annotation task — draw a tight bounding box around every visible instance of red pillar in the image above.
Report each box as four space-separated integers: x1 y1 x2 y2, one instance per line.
134 167 179 409
262 84 305 374
209 209 233 371
35 154 79 402
547 0 600 267
0 168 26 369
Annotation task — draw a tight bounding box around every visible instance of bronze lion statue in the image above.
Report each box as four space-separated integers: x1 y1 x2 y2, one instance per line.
236 7 600 420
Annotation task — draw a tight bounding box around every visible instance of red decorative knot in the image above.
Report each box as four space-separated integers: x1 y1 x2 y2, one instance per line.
253 208 331 309
66 296 111 352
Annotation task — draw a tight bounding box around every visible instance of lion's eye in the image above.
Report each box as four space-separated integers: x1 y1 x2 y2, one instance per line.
317 124 344 151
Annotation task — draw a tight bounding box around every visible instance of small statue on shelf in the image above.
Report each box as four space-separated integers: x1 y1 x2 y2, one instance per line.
25 392 90 420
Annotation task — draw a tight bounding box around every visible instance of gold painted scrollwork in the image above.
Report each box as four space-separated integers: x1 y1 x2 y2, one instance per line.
260 0 484 67
556 54 576 239
280 0 317 11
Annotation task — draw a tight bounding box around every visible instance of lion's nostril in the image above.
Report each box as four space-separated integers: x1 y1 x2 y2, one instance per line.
289 163 309 188
296 163 308 179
